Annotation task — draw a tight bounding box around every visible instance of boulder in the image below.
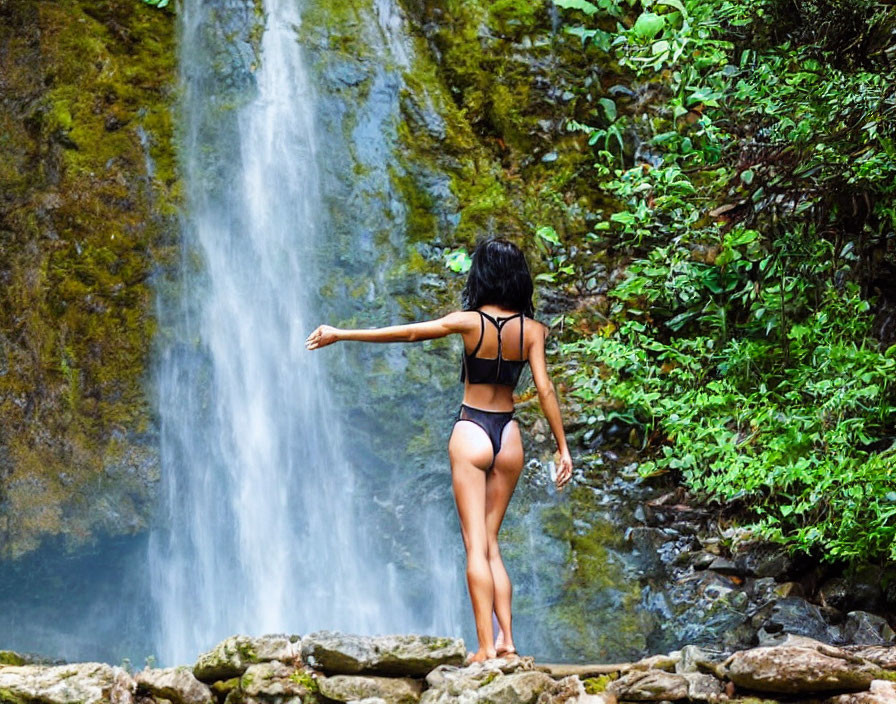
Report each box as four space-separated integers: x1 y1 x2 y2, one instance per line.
825 679 896 704
753 597 839 645
317 674 422 703
424 658 531 696
422 662 556 703
0 663 135 704
726 636 882 694
606 670 689 700
238 661 314 700
301 632 464 676
135 667 214 704
193 635 300 682
840 611 896 645
464 670 558 704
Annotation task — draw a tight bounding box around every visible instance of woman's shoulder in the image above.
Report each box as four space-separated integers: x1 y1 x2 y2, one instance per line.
522 316 549 340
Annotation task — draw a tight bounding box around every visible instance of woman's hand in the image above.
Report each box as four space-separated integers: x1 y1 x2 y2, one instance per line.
305 325 340 350
555 448 573 490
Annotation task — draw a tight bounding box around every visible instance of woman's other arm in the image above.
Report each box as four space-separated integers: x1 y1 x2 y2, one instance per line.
305 311 472 350
528 323 573 490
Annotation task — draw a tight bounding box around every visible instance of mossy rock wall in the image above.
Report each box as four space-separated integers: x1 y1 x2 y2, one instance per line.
0 0 179 558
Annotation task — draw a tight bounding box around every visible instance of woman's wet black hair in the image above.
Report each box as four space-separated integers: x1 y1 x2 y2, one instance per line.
463 238 535 317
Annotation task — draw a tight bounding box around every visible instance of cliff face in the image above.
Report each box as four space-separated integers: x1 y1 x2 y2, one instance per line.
0 0 179 558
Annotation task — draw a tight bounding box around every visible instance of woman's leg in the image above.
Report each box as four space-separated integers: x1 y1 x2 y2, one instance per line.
449 420 498 662
486 420 524 655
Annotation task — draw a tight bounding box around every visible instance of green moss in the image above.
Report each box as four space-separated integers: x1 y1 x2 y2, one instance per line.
288 669 320 692
0 687 28 704
0 0 179 557
0 651 26 666
583 674 616 694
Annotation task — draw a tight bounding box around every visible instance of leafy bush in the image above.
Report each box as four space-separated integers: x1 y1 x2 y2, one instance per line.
548 0 896 561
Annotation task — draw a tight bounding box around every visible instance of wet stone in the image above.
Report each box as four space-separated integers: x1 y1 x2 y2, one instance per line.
301 632 465 677
193 635 301 682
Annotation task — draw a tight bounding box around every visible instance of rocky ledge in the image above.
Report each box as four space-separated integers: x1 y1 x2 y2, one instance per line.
1 632 895 704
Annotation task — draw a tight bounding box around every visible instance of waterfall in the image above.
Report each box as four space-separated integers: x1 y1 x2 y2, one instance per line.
148 0 413 665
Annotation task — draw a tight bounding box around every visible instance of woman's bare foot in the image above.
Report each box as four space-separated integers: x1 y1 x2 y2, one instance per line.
465 648 498 664
497 645 519 660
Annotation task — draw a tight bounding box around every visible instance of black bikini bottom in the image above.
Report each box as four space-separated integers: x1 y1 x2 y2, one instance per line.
455 404 515 468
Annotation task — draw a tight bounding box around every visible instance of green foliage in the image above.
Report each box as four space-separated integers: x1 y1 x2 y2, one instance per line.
547 0 896 562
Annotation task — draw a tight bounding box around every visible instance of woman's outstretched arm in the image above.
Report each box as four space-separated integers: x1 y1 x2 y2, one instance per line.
528 323 573 490
305 311 472 350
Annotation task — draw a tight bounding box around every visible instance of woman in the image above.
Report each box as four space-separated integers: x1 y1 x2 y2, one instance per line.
305 238 573 663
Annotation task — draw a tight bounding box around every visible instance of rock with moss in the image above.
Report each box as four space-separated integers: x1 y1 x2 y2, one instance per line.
223 661 318 703
0 0 178 560
725 636 882 694
605 669 689 701
317 673 422 703
0 662 135 704
0 651 27 667
135 666 213 704
300 632 464 677
193 635 301 682
422 669 558 704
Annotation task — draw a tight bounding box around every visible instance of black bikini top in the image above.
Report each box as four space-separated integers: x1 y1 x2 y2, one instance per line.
460 310 527 389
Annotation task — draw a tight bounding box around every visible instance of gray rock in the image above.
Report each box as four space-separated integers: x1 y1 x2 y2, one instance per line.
825 679 896 703
708 557 743 576
682 672 724 700
193 634 301 681
425 658 531 696
534 675 610 704
606 670 689 700
467 670 558 704
842 645 896 669
318 674 422 703
726 636 882 694
736 542 794 579
674 645 725 675
0 663 136 704
841 611 896 645
239 661 312 699
754 597 838 645
632 653 679 672
301 631 464 676
135 667 213 704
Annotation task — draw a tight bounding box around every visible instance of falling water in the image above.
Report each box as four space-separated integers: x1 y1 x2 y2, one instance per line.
148 0 415 665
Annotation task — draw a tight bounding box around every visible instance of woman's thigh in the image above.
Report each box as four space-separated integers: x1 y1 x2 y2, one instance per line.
449 420 495 551
486 421 524 538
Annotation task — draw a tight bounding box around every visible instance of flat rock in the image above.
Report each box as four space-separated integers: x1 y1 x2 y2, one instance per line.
606 670 688 700
535 664 628 679
318 674 422 703
425 658 533 696
726 637 882 694
193 634 301 682
0 662 135 704
135 667 213 704
843 646 896 670
468 670 558 704
825 679 896 704
239 661 312 699
301 632 464 676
